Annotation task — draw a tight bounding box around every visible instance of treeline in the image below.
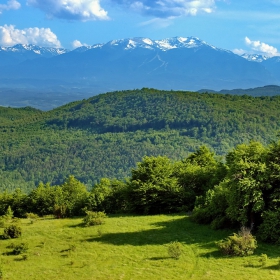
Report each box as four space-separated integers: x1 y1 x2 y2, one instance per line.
1 88 280 191
1 141 280 243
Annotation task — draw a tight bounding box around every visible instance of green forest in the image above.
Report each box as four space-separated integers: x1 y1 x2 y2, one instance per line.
1 141 280 244
1 88 280 192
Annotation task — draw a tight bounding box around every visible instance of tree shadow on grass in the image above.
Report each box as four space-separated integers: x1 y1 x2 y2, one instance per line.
262 264 280 270
84 215 230 251
147 256 173 261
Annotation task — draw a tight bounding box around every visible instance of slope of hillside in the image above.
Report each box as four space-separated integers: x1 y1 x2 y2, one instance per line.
1 88 280 191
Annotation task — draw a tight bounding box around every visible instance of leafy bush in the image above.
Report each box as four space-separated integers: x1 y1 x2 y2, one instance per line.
217 227 257 256
4 206 13 221
25 212 39 220
167 241 183 259
11 242 29 255
3 224 22 239
259 254 268 267
83 211 107 226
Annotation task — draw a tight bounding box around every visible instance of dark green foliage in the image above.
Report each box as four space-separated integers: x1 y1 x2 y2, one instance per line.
192 183 232 229
1 89 280 191
217 227 257 256
258 210 280 244
3 224 22 239
53 204 67 219
11 242 29 255
83 211 107 226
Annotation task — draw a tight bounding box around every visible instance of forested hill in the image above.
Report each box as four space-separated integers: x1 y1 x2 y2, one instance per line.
1 88 280 192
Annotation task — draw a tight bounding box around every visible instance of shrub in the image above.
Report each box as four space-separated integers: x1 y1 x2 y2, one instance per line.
3 224 22 239
217 227 257 256
167 241 183 259
259 254 268 267
12 243 29 255
25 213 39 220
83 211 107 226
4 206 14 221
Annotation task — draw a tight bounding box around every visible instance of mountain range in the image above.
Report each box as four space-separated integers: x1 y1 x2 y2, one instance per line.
1 36 280 93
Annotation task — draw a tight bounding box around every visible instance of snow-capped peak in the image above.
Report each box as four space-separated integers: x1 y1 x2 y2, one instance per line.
104 36 211 52
0 44 68 57
154 36 210 51
241 53 268 62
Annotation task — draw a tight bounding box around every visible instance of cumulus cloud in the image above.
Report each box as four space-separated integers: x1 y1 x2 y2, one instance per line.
72 39 89 48
27 0 109 21
0 0 21 14
0 25 61 48
245 36 278 56
112 0 216 18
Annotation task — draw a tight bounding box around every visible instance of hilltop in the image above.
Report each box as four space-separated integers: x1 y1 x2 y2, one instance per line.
1 88 280 191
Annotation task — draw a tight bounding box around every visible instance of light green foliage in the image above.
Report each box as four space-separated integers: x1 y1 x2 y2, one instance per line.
217 227 257 256
58 175 89 217
28 182 56 216
0 215 278 279
87 178 127 214
83 211 107 226
3 224 22 239
4 206 14 220
167 241 183 259
25 212 39 220
128 156 182 214
225 141 268 225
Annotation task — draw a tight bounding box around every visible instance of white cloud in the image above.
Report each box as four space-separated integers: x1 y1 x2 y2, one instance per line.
112 0 216 18
245 36 278 56
0 0 21 14
0 25 61 48
72 39 88 48
27 0 109 21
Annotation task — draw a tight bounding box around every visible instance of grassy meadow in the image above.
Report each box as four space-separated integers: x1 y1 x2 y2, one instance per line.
0 214 280 280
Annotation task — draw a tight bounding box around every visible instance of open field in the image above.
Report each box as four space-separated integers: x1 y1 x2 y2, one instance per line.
0 214 279 280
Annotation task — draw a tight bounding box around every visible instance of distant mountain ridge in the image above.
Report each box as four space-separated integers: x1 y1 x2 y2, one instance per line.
0 36 280 93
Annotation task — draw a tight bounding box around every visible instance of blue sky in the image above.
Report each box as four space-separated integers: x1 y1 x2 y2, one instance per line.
1 0 280 56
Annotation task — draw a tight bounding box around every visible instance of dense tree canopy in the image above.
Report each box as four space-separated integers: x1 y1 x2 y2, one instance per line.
1 89 280 192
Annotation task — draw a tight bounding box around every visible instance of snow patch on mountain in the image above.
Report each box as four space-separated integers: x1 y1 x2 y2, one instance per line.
0 44 68 56
241 53 268 62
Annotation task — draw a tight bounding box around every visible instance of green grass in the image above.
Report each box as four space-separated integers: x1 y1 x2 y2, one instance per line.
0 214 279 279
